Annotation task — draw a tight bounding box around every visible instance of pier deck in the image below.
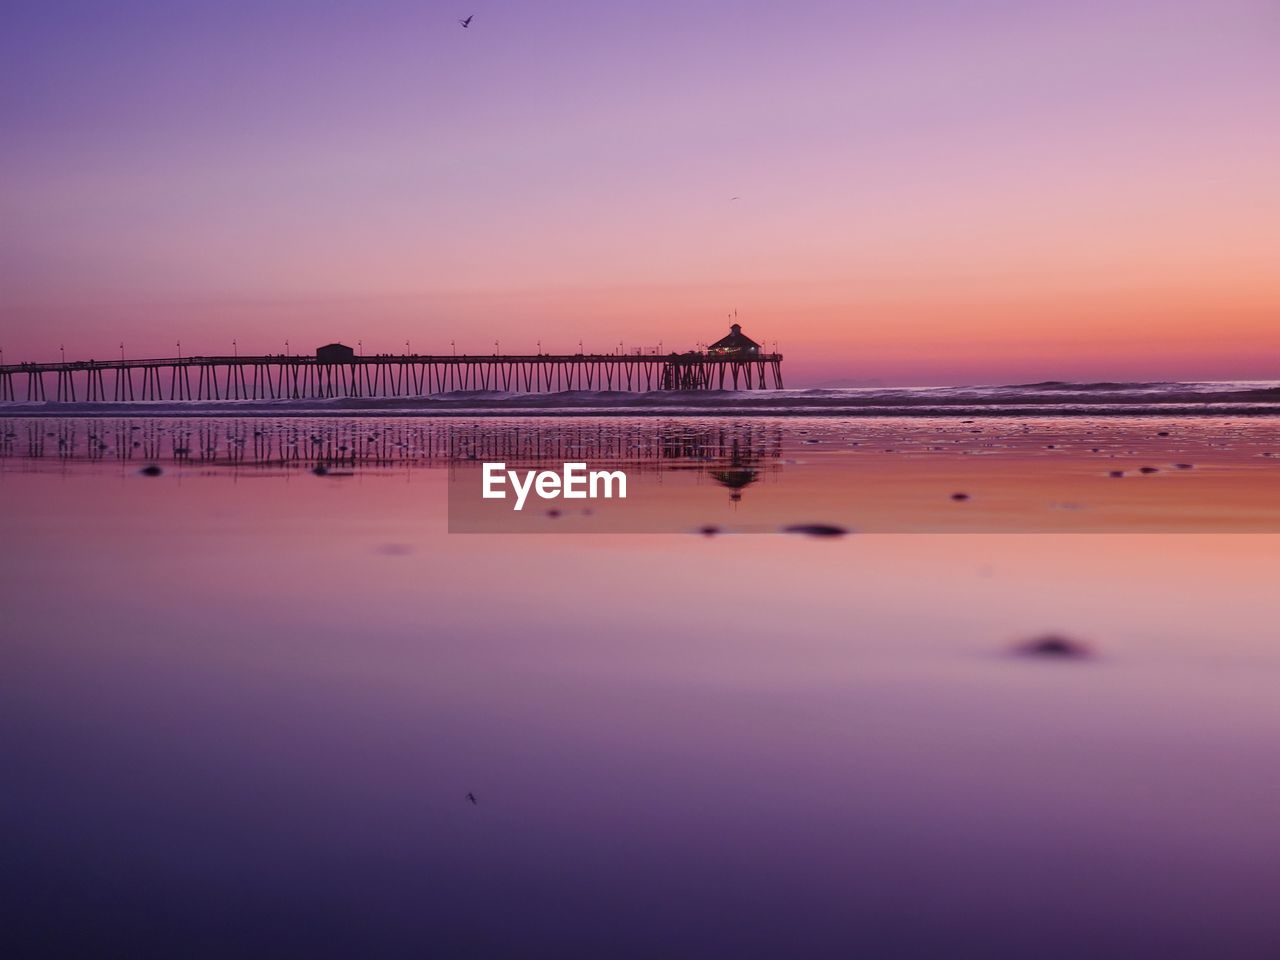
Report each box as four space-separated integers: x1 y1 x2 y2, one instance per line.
0 352 785 403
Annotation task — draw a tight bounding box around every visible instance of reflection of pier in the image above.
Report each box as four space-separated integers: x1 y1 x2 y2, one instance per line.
0 352 785 403
709 463 760 502
0 418 783 477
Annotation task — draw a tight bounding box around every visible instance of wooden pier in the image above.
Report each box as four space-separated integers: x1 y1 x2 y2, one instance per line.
0 351 784 403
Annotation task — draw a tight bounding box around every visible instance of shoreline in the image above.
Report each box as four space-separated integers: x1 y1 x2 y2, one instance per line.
3 402 1280 419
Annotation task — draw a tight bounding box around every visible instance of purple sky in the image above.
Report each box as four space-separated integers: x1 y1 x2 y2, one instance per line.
2 0 1277 384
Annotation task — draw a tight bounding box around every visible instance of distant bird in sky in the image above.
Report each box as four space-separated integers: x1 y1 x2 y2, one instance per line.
459 15 473 28
466 792 478 805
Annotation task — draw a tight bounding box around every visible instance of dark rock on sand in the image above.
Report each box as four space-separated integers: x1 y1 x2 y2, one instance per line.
1139 466 1159 474
950 492 970 501
312 465 329 476
139 465 163 477
783 524 849 538
698 525 721 537
1173 463 1194 469
1109 470 1125 478
1015 634 1092 659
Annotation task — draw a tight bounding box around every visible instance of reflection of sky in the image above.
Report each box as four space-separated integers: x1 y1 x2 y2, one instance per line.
7 415 1280 532
4 424 1280 953
3 1 1278 384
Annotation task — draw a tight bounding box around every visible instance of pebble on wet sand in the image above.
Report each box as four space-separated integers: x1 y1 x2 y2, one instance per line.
783 524 849 538
1015 634 1093 659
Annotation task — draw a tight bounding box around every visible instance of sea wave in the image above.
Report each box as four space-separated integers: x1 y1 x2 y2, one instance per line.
3 382 1280 417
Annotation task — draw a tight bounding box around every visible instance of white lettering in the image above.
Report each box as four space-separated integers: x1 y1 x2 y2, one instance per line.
562 462 588 498
535 472 561 499
509 469 537 511
481 463 629 510
482 462 507 498
590 469 627 499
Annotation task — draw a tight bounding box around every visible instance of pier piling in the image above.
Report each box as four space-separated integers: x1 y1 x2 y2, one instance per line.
0 351 784 404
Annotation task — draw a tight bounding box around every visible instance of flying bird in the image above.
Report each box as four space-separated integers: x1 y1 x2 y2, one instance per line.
459 15 473 28
466 792 478 805
731 196 741 200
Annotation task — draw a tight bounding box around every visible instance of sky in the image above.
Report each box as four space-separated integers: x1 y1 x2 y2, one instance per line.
1 0 1277 385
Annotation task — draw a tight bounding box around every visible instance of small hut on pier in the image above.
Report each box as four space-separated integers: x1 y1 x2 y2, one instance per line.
316 343 355 363
707 324 761 357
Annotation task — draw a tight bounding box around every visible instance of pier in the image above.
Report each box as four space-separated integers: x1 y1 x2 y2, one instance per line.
0 325 783 404
0 351 784 403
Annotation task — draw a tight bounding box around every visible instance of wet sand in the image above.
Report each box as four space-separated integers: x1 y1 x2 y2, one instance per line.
3 415 1280 958
6 414 1280 532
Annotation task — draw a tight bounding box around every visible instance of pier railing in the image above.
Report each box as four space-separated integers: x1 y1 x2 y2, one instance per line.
0 353 784 402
